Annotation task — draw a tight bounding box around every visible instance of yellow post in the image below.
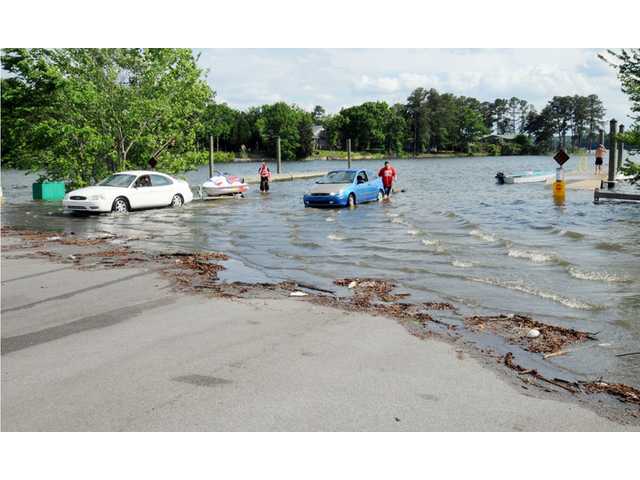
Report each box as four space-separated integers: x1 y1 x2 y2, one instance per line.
553 167 565 204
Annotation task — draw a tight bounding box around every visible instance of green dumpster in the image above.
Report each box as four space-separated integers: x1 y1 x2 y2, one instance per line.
32 182 66 201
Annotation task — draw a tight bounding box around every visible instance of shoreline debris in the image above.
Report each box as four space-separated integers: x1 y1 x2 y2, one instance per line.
465 314 595 354
504 352 640 405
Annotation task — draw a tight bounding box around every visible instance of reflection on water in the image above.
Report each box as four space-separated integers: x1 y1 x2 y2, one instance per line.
2 156 639 386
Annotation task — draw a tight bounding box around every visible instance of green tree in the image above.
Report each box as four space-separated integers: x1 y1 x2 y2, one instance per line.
548 96 574 148
584 94 606 150
201 102 237 151
493 98 510 135
479 101 497 132
569 95 589 148
1 48 213 187
255 102 312 160
323 114 344 149
426 90 456 151
404 87 429 154
337 101 389 151
312 105 326 124
453 97 489 152
297 112 315 158
602 49 640 186
385 104 408 153
524 107 555 152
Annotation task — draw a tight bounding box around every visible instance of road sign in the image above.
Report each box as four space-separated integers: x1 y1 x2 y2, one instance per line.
553 149 570 166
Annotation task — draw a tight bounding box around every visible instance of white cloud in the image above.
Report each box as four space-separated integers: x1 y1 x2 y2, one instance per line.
196 49 633 124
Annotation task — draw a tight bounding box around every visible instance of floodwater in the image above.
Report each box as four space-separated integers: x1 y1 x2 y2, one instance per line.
2 155 639 387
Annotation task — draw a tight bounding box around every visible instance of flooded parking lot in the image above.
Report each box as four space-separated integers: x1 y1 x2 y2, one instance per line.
2 155 639 388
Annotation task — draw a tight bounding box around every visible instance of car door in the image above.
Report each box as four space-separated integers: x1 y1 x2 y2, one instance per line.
149 174 175 206
129 175 155 209
366 170 378 200
354 170 369 201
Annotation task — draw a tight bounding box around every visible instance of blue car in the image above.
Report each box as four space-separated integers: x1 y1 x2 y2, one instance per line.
303 169 384 208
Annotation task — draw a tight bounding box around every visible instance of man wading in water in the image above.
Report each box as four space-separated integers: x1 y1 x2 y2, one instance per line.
258 161 271 193
378 161 397 199
595 144 607 175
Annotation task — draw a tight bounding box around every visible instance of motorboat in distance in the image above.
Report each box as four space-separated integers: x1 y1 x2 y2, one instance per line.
495 170 555 184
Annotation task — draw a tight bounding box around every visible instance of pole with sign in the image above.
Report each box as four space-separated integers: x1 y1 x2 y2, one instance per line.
553 149 569 204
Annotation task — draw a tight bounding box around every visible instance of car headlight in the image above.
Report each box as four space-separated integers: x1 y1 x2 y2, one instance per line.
89 194 105 201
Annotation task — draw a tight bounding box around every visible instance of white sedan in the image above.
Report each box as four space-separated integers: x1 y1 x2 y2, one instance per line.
63 170 194 213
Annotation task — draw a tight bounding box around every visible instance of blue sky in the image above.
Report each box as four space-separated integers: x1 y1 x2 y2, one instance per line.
196 48 632 124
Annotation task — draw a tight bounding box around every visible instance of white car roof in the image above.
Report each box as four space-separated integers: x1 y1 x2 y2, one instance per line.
116 170 173 177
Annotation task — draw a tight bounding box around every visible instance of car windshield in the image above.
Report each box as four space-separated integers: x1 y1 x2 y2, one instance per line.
317 171 355 184
97 174 136 187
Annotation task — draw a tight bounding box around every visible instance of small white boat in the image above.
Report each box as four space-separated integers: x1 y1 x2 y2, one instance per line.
202 171 249 197
496 170 555 184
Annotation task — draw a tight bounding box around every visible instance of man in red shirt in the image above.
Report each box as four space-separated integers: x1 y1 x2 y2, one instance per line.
378 161 397 198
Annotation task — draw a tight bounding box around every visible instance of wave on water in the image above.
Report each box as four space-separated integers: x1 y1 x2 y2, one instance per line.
391 217 404 224
559 229 585 240
469 229 497 242
290 239 322 249
421 238 447 254
452 260 473 268
327 234 345 241
386 213 400 218
325 218 335 222
567 267 629 283
595 242 625 252
407 229 420 236
470 276 599 310
507 248 559 264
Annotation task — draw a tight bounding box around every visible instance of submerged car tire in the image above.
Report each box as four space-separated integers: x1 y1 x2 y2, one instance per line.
111 197 130 213
347 193 356 207
170 194 184 208
377 190 384 202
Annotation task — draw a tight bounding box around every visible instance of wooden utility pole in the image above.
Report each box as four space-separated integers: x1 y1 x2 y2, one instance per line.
607 119 617 188
276 137 282 174
617 124 625 172
347 139 352 169
209 135 214 177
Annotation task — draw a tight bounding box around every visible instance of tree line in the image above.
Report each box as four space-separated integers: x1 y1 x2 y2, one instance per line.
1 48 611 188
200 91 607 157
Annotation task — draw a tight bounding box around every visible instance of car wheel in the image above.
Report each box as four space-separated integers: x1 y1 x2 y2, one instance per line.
171 194 184 208
347 193 356 207
112 197 129 213
377 190 384 202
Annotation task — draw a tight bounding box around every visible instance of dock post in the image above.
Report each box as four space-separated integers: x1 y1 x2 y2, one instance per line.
617 124 625 172
209 135 214 177
607 119 617 189
598 128 605 147
347 139 352 169
276 136 282 174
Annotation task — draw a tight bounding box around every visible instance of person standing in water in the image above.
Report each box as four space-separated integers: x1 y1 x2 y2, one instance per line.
595 144 607 175
258 161 271 192
378 161 397 198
